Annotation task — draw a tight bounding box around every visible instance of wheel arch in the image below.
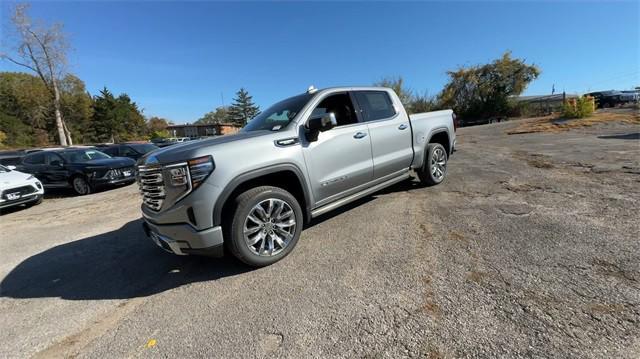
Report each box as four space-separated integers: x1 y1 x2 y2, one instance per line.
426 129 451 156
214 163 312 227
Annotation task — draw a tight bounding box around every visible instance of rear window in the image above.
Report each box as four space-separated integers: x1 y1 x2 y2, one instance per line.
24 152 45 165
354 91 396 122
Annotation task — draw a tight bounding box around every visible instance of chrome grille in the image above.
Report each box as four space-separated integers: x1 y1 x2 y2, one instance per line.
137 165 165 211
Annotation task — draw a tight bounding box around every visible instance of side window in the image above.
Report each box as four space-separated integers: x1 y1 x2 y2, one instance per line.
45 153 64 165
101 147 118 156
354 91 396 122
24 152 45 165
121 146 137 157
312 93 358 127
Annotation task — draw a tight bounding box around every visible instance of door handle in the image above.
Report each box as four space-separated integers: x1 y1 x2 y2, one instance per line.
353 132 367 139
398 124 408 130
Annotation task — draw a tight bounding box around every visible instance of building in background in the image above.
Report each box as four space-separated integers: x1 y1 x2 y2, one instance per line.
166 123 242 138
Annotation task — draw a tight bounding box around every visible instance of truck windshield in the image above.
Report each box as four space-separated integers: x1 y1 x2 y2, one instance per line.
243 93 314 132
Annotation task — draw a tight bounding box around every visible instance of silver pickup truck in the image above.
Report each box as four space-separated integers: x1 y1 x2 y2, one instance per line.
138 86 456 266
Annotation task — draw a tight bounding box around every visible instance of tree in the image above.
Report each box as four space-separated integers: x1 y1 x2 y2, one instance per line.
196 106 229 125
90 87 146 142
227 88 260 125
1 4 73 146
374 76 441 114
374 76 413 107
439 51 540 119
147 116 170 139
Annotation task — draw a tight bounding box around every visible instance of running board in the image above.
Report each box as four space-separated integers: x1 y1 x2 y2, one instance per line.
310 173 411 218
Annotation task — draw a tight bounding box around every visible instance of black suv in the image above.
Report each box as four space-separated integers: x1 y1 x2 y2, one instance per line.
18 148 136 195
97 143 159 160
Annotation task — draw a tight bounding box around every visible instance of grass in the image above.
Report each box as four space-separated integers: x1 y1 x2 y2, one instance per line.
507 109 640 135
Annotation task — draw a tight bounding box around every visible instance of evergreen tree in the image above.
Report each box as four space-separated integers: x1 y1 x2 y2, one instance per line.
228 88 260 125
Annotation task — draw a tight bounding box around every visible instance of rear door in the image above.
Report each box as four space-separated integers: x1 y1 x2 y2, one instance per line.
354 90 413 180
20 152 47 183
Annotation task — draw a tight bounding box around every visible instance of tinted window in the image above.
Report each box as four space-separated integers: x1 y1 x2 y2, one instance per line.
45 153 65 165
101 147 119 156
60 150 111 163
129 144 158 154
354 91 396 122
312 93 358 127
24 152 45 165
121 146 138 157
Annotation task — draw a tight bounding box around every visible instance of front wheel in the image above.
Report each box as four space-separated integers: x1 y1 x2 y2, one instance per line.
417 143 448 186
71 176 91 195
227 186 303 267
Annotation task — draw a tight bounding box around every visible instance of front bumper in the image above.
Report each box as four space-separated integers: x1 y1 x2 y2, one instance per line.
142 218 224 257
91 176 136 187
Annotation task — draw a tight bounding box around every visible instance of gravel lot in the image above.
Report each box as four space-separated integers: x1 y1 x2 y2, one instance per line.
1 115 639 358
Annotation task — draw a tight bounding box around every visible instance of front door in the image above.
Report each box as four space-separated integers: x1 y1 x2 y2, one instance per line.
301 92 373 206
43 153 70 186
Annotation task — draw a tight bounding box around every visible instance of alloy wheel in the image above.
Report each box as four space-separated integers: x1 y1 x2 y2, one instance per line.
243 198 296 256
431 147 447 181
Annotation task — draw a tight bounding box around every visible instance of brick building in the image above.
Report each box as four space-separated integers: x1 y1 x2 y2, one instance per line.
166 123 242 138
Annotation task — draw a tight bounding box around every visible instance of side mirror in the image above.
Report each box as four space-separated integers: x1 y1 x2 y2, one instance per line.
306 112 337 133
50 160 63 167
6 165 16 170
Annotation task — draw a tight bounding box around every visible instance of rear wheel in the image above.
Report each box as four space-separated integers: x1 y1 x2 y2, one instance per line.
417 143 448 186
71 176 91 195
226 186 303 267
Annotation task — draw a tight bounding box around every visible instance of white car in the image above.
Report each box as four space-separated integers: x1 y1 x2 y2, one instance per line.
0 164 44 210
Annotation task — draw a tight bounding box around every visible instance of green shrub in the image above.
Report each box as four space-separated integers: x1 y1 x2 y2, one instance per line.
562 96 595 119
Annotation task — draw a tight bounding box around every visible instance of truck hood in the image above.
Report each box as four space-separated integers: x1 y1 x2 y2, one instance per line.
140 131 271 165
0 170 35 189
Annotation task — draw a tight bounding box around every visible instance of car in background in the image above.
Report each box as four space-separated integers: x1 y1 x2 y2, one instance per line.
96 143 159 160
620 90 639 103
586 90 626 108
0 164 44 210
17 148 136 195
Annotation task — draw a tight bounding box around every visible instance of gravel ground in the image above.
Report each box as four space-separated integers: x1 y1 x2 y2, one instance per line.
1 116 639 358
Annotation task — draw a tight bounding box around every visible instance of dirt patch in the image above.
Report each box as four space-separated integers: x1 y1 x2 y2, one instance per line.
507 110 640 135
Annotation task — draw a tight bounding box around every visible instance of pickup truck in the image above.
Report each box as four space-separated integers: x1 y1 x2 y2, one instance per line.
137 86 456 266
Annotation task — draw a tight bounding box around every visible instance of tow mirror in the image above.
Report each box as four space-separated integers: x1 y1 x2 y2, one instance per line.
306 112 337 133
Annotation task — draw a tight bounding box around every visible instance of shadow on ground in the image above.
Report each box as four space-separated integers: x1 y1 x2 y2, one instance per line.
0 219 252 300
598 132 640 140
1 178 429 301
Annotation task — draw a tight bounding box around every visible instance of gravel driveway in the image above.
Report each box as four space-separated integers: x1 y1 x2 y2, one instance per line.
1 118 638 358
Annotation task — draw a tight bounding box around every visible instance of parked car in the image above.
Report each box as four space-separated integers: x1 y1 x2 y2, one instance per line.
586 90 626 108
17 148 136 195
0 164 44 210
97 143 159 160
137 86 456 267
151 138 179 148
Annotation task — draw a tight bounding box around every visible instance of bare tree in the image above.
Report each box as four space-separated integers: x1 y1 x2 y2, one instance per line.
1 3 72 145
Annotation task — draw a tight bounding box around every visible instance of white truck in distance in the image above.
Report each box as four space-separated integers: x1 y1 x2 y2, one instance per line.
137 87 456 266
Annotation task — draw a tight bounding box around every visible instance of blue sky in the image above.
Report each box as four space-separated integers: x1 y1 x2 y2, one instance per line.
1 1 638 123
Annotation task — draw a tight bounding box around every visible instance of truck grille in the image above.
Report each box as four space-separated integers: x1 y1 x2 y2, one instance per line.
137 165 165 211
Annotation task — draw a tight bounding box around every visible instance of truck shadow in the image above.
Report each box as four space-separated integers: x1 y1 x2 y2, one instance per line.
0 219 251 301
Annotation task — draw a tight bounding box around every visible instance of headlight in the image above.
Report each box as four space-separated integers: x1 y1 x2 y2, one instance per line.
167 156 214 188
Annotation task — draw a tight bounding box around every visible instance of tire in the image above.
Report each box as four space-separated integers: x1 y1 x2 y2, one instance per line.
33 196 43 205
417 143 448 186
226 186 303 267
71 176 91 195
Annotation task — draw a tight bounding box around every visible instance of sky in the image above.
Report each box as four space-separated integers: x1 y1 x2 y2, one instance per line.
1 1 638 124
